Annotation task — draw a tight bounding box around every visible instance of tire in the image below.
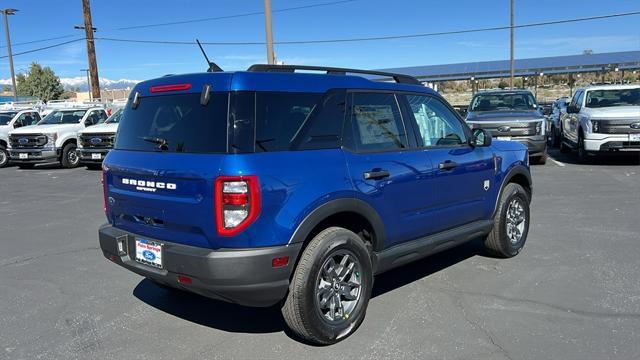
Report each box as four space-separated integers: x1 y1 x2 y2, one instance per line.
18 163 35 169
61 143 80 168
0 145 9 168
559 136 571 154
531 153 547 165
577 133 591 164
552 126 561 147
86 163 102 170
282 227 373 345
484 183 530 258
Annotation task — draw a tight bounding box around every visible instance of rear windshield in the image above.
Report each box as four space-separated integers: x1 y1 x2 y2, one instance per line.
105 108 123 124
585 88 640 108
470 93 537 112
39 110 87 125
114 93 228 153
0 112 18 125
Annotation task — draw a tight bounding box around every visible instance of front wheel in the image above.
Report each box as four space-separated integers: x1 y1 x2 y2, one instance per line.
484 183 530 258
282 227 373 345
61 143 80 168
0 145 9 168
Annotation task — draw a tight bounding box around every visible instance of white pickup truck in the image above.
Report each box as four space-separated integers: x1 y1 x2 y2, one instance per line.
0 109 42 168
77 108 123 169
561 84 640 163
8 107 107 168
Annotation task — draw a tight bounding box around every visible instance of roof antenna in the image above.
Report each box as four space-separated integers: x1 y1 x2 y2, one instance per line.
196 39 223 72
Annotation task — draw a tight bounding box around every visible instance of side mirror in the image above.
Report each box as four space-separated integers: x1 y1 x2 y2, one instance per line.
472 128 492 147
541 106 552 116
566 105 578 114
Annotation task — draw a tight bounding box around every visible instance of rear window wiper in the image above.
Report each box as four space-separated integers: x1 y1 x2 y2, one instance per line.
140 136 169 151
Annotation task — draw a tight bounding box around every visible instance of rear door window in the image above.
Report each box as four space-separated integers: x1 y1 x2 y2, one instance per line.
114 93 228 153
346 92 407 152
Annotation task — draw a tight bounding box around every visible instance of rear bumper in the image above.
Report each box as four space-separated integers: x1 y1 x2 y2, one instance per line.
79 148 110 163
584 134 640 152
99 224 302 307
9 148 59 163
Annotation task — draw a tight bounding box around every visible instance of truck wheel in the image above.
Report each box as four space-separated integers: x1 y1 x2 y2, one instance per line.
61 143 80 168
577 133 591 164
282 227 373 345
485 183 530 258
0 145 9 168
559 136 571 154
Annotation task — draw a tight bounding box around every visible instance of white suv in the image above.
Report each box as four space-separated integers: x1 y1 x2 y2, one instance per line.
0 109 41 167
561 84 640 163
8 107 108 168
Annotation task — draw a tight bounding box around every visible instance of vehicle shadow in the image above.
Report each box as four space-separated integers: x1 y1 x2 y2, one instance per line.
132 238 484 339
548 148 640 166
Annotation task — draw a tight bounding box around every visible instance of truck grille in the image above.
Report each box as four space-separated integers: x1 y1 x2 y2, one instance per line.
9 134 47 148
470 121 540 137
80 133 115 148
594 119 640 134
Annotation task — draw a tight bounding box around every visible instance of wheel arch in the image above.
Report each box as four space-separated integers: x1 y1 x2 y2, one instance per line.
492 165 532 217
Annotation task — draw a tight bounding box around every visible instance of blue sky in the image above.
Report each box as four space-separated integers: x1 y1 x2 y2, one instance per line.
0 0 639 82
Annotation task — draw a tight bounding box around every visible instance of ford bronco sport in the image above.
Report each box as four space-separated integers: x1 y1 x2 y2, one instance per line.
466 89 548 164
99 65 532 344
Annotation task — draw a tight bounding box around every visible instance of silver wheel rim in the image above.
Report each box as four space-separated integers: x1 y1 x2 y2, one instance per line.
505 198 526 244
0 150 7 166
68 149 78 165
315 250 362 324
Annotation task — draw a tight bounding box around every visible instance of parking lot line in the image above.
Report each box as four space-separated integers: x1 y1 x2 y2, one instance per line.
550 158 566 167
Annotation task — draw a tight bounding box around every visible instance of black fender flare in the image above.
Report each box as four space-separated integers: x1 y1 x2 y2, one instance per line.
492 164 532 217
288 198 386 251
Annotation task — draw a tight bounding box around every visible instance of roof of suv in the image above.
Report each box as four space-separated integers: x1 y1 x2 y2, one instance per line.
134 70 435 97
577 84 640 92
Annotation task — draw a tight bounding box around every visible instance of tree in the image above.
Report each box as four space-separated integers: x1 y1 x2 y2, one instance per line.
16 62 64 102
498 80 509 89
2 84 10 92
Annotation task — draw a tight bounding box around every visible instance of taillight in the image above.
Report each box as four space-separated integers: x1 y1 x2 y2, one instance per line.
215 175 260 236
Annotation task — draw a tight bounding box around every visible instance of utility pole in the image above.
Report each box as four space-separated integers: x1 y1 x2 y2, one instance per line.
81 69 91 101
80 0 100 100
263 0 275 64
1 9 18 101
509 0 515 89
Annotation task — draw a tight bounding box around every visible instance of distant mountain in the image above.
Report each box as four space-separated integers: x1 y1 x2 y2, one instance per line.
0 77 140 91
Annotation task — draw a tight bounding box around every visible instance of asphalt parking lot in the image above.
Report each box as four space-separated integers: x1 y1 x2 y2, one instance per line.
1 150 639 360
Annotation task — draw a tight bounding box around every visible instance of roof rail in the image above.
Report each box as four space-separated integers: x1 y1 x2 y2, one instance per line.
247 64 422 85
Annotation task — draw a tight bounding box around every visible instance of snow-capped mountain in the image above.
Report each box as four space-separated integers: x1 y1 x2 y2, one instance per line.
0 77 140 91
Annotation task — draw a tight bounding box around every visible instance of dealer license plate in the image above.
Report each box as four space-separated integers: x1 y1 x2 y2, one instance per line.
630 133 640 142
91 153 102 160
19 153 28 159
135 238 163 269
497 136 511 141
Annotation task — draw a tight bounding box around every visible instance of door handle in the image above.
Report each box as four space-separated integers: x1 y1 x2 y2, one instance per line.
363 169 390 180
438 161 458 171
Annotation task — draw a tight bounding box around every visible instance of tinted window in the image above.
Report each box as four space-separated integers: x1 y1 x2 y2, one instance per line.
0 112 17 125
470 92 537 111
16 112 40 127
405 95 467 146
115 93 228 153
39 110 87 125
255 92 323 152
585 88 640 108
349 92 407 151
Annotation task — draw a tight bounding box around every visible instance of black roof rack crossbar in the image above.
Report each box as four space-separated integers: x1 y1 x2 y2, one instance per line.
247 64 422 85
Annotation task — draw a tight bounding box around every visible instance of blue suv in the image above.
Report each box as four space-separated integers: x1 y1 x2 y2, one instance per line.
99 65 532 344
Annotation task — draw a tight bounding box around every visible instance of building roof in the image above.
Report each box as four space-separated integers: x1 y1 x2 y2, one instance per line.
377 51 640 81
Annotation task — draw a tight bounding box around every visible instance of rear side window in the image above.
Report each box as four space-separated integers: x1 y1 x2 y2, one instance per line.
115 93 228 153
347 92 407 151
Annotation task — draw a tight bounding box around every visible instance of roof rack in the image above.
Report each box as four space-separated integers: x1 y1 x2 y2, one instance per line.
247 64 422 85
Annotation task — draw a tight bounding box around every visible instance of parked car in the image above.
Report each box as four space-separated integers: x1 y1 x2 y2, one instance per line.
548 96 570 147
8 107 108 168
77 108 123 169
98 65 532 345
0 109 41 167
465 89 548 164
560 84 640 162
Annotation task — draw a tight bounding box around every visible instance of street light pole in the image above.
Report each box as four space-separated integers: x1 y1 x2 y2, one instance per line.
263 0 275 64
509 0 515 89
1 9 18 101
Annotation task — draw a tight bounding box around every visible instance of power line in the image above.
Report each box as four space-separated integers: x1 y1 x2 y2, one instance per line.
116 0 357 30
94 10 640 46
0 38 84 59
0 34 75 49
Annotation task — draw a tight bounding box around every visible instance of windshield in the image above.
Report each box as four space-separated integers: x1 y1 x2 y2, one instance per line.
39 110 87 125
0 112 18 125
585 88 640 108
105 108 123 124
470 93 537 112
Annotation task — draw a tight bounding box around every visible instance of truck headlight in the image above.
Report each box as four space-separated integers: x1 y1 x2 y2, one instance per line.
44 133 58 147
536 121 542 135
591 120 600 133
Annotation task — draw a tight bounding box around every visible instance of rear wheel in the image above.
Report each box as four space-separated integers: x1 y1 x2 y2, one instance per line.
559 135 571 154
0 145 9 168
61 143 80 168
282 227 373 345
485 183 530 258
